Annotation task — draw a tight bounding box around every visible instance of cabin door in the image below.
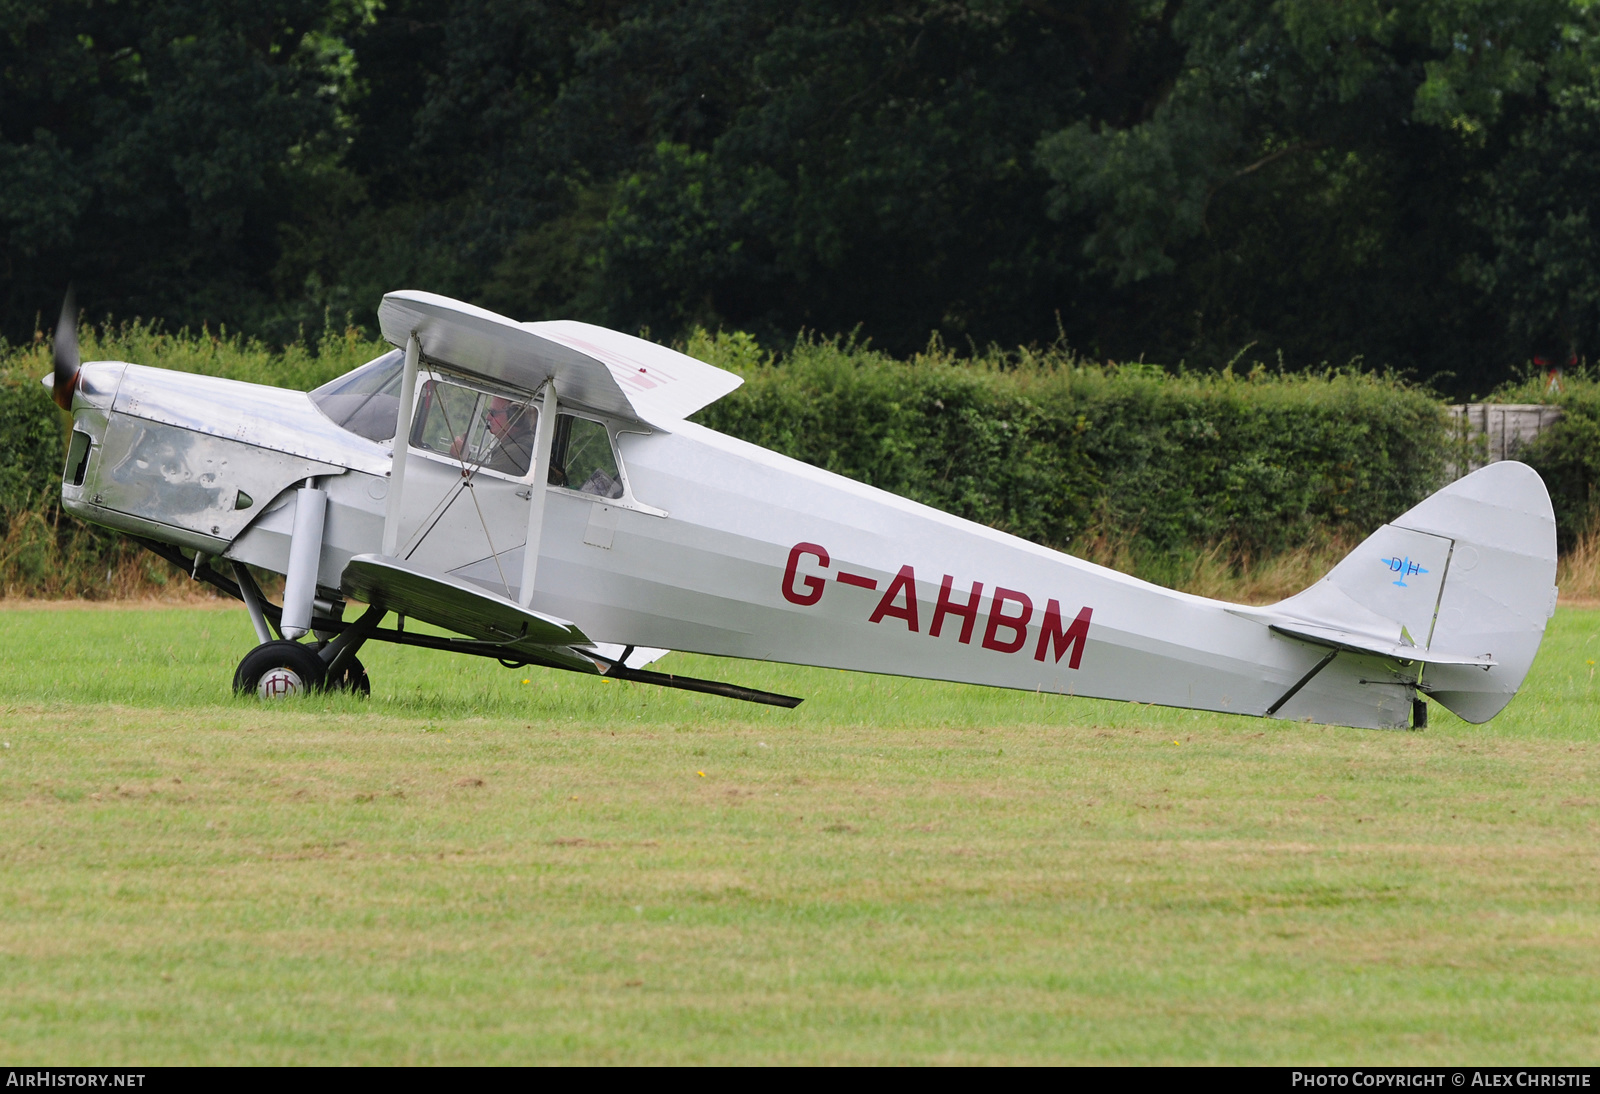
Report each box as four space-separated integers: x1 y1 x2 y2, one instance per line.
392 375 537 592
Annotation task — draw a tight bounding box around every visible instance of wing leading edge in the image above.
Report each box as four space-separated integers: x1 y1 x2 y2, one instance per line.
376 291 742 427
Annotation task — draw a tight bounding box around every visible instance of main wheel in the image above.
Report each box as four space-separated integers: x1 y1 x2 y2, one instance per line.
326 656 371 697
233 640 326 699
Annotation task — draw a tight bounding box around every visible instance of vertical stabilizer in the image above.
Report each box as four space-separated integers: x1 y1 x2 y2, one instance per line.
1268 462 1557 724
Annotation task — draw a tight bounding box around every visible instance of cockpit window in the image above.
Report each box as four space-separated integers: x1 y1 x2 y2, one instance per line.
411 378 539 477
314 353 624 495
309 349 404 441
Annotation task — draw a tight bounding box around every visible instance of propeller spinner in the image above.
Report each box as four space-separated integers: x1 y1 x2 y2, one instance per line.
51 287 80 410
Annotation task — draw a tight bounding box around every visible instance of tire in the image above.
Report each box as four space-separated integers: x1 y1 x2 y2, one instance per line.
233 640 326 699
326 656 371 697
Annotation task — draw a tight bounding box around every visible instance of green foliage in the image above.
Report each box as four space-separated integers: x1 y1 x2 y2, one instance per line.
1039 103 1240 285
1524 406 1600 550
1490 371 1600 550
0 371 63 523
1040 364 1448 557
694 333 1449 560
1037 0 1600 392
697 334 1102 551
0 0 372 342
12 1 1600 394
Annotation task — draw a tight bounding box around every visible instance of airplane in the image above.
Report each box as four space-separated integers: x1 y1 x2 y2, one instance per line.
46 289 1558 730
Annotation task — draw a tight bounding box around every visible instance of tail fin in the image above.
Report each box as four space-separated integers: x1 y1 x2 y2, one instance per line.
1265 461 1557 725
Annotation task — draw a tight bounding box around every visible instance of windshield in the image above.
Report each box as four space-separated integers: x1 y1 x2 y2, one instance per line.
309 349 404 442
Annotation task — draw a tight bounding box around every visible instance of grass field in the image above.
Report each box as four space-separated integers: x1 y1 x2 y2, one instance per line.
1 603 1597 1065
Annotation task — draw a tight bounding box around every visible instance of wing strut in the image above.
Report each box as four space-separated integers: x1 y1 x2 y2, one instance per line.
519 379 558 606
381 332 422 556
599 662 803 708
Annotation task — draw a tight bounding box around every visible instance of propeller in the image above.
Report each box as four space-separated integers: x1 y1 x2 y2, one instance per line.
51 286 80 410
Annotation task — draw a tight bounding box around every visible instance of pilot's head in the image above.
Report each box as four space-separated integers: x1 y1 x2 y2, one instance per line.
485 396 522 438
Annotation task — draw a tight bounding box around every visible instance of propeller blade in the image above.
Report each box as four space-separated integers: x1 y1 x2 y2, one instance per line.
52 286 81 410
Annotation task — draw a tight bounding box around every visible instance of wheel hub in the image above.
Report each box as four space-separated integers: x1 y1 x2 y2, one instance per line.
257 667 305 699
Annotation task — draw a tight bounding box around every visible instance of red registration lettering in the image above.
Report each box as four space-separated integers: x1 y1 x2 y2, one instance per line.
929 575 984 644
869 565 920 631
783 542 830 605
981 587 1033 653
1034 601 1092 669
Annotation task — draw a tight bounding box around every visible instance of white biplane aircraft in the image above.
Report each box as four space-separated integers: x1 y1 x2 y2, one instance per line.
47 290 1558 729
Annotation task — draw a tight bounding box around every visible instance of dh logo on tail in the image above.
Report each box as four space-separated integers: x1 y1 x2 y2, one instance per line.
1382 555 1428 587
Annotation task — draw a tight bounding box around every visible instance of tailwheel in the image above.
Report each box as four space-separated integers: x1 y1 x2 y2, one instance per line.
233 640 326 699
326 656 371 697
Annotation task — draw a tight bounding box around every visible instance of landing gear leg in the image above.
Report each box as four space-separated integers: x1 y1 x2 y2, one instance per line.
232 562 279 644
320 603 384 697
325 656 371 696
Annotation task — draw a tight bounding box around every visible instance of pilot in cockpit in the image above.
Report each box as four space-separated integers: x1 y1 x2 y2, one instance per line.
446 393 536 476
480 396 536 476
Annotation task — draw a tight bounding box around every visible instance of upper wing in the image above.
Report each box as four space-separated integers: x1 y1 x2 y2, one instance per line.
376 291 742 427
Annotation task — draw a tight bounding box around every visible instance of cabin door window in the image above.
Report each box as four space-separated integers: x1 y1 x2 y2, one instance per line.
410 379 539 478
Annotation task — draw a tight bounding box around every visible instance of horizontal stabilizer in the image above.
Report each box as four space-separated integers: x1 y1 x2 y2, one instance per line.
1268 622 1495 666
342 553 596 669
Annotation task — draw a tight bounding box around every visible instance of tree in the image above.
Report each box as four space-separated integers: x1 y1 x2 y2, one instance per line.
0 0 366 340
1036 0 1600 393
8 0 1600 396
303 0 1186 354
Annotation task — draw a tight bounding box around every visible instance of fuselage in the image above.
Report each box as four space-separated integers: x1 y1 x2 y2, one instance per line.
63 359 1418 728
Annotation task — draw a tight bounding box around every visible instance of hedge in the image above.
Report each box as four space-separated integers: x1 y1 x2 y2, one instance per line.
691 332 1450 561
